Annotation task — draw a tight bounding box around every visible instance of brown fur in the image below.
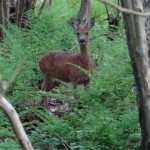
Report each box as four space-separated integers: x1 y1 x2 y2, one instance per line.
39 18 95 109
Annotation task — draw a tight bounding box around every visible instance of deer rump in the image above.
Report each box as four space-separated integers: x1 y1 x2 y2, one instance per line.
39 51 93 88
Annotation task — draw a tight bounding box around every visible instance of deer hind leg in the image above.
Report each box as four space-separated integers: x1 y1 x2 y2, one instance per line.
72 82 78 89
41 76 55 109
84 82 90 90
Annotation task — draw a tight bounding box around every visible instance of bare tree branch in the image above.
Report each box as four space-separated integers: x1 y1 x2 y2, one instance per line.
0 95 34 150
8 60 24 86
100 0 150 17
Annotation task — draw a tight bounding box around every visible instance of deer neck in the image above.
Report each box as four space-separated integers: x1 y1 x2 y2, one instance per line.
80 44 90 59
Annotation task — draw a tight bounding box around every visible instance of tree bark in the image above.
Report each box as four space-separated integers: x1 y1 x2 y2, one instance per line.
121 0 150 149
143 0 150 63
18 0 26 27
4 0 10 22
49 0 53 6
30 0 37 10
38 0 47 17
0 0 46 40
10 0 16 5
0 0 5 40
77 0 92 23
15 0 20 26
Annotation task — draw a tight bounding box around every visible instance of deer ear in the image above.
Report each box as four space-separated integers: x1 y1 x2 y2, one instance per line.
87 17 95 29
69 17 78 30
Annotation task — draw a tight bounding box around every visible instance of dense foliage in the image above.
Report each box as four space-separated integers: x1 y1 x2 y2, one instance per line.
0 0 140 149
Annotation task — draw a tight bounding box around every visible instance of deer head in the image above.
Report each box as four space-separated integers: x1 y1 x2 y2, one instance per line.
69 17 95 45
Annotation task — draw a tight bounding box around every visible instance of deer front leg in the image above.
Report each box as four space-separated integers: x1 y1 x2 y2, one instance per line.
41 76 55 109
71 81 79 101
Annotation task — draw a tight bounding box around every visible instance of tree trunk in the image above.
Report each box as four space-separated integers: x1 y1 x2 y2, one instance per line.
77 0 92 23
49 0 52 7
121 0 150 149
10 0 16 5
18 0 26 28
0 0 47 41
30 0 37 10
38 0 47 17
143 0 150 60
0 0 5 40
4 0 10 22
15 0 20 26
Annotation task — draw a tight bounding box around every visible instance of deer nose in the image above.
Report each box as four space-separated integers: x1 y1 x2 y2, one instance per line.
80 39 85 44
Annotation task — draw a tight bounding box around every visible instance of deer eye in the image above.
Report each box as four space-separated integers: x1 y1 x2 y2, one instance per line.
77 32 80 36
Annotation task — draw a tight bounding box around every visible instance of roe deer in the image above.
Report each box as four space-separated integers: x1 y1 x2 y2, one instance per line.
39 17 95 109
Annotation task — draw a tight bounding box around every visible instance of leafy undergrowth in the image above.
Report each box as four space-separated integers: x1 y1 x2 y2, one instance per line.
0 0 140 149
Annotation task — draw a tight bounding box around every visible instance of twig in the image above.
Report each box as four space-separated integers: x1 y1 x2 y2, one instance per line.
94 120 112 140
54 132 70 150
0 60 24 96
89 32 126 40
8 60 24 85
70 43 79 51
100 0 150 17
